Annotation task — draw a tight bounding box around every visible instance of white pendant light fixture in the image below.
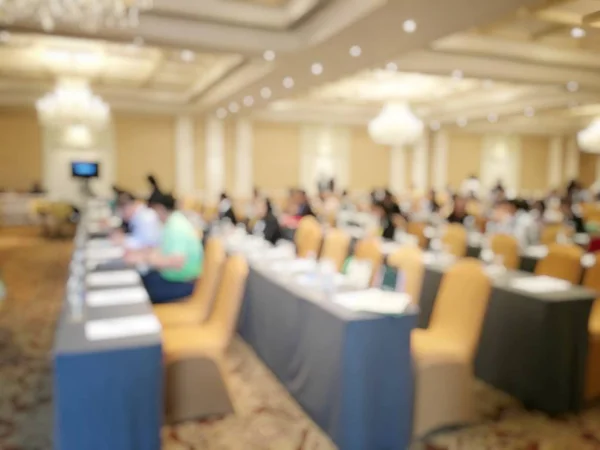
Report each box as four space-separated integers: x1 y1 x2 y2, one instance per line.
368 102 424 146
578 118 600 154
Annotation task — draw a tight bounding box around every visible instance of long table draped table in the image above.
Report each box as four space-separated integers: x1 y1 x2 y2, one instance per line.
237 263 418 450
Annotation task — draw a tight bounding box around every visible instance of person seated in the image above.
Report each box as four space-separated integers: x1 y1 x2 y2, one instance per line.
339 190 355 211
372 201 395 240
30 182 44 194
486 199 517 234
295 190 315 217
126 192 203 304
218 192 237 225
446 196 469 224
113 191 161 249
252 197 283 244
561 198 586 233
146 174 162 205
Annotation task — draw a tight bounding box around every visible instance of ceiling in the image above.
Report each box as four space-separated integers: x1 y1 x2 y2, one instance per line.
2 0 594 135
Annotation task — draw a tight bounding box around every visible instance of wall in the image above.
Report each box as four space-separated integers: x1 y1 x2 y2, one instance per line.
0 109 42 191
580 152 599 187
349 126 390 191
520 136 550 193
446 132 483 189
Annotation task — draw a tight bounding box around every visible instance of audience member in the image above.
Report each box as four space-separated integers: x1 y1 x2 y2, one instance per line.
252 197 283 244
447 196 469 224
295 190 315 217
113 191 161 249
372 201 395 240
218 192 237 225
146 174 162 205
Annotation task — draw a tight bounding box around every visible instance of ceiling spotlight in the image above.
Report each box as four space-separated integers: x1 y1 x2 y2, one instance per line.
260 87 272 99
263 50 276 62
180 49 195 62
311 62 323 76
243 95 254 107
349 45 362 57
283 76 294 89
488 113 498 123
228 102 240 113
403 19 417 33
482 79 494 89
430 120 441 131
0 31 11 43
451 69 463 80
571 27 586 39
566 81 579 92
524 106 535 117
457 117 468 127
216 108 227 119
386 62 398 72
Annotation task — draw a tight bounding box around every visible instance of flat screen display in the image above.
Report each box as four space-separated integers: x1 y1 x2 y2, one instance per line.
71 162 99 178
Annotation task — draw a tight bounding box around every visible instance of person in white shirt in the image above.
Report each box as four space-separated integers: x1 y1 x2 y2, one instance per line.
460 174 480 198
113 192 162 250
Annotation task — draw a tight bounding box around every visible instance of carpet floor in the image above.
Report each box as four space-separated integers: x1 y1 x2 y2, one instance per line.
1 227 600 450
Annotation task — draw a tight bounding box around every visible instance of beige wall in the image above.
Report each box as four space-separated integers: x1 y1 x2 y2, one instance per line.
114 113 176 194
446 132 483 189
224 121 236 194
580 152 598 187
252 121 300 190
349 126 390 191
194 119 205 193
520 136 550 192
0 109 42 191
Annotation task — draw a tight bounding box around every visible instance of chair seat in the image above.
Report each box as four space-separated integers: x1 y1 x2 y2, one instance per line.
162 326 228 360
411 329 470 364
154 300 201 328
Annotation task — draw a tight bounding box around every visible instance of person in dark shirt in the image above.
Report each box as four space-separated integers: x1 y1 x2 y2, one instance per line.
373 201 395 240
253 197 283 244
146 174 162 205
561 198 586 233
447 196 469 224
295 190 315 217
218 192 237 225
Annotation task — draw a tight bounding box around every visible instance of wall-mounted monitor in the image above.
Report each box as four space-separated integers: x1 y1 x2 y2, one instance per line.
71 161 99 178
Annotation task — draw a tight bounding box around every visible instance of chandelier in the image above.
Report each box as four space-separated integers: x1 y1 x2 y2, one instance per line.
368 102 424 147
577 118 600 154
36 78 110 129
0 0 153 31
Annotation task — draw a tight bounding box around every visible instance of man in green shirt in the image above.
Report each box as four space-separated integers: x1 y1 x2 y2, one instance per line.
126 192 203 304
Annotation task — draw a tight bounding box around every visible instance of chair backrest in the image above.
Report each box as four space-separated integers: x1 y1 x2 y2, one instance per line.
387 246 424 303
490 233 520 270
295 216 322 258
582 253 600 332
407 222 428 249
320 228 351 271
206 255 249 347
535 243 583 284
429 258 492 362
540 224 573 246
354 237 383 286
192 237 226 323
441 223 467 258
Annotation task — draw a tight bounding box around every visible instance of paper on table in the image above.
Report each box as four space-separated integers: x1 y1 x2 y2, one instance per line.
510 275 571 293
86 238 112 249
524 245 548 259
86 270 140 288
380 241 401 256
334 289 411 315
295 272 346 288
86 287 148 307
85 315 161 341
271 258 317 274
85 247 125 261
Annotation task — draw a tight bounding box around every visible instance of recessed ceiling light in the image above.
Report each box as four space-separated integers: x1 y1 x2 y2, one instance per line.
566 81 579 92
349 45 362 57
482 79 494 89
403 19 417 33
180 49 195 62
283 76 294 89
311 62 323 76
457 117 468 127
430 120 441 131
216 108 227 119
260 87 272 99
243 95 254 107
524 106 535 117
451 69 463 80
488 113 498 123
571 27 586 39
386 62 398 72
263 50 276 62
0 31 11 43
228 102 240 113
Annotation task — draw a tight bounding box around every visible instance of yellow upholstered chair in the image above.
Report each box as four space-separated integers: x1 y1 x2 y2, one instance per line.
582 256 600 401
154 238 226 328
540 224 573 246
490 233 520 270
411 259 492 437
295 216 322 258
320 228 351 272
162 254 250 358
441 223 467 258
535 243 583 284
387 247 424 304
407 222 428 249
354 237 383 286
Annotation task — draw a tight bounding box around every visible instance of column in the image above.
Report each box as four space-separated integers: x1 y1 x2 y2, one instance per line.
234 119 253 199
204 117 225 203
548 137 563 189
390 146 406 194
412 133 429 194
565 136 580 182
431 131 448 191
174 116 195 196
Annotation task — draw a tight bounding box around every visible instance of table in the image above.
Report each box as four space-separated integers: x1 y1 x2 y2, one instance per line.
53 260 162 450
418 260 596 414
238 264 418 450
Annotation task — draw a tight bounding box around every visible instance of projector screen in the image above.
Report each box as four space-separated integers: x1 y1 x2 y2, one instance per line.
71 161 100 178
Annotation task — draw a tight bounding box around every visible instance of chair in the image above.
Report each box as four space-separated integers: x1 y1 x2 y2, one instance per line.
387 246 424 303
154 237 226 328
411 259 492 437
407 222 428 249
295 216 322 258
353 237 383 286
490 233 520 270
320 228 351 272
582 256 600 401
441 223 467 258
540 224 573 246
535 243 583 284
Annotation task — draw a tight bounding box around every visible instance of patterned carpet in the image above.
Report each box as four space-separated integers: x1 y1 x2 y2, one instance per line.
2 226 600 450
